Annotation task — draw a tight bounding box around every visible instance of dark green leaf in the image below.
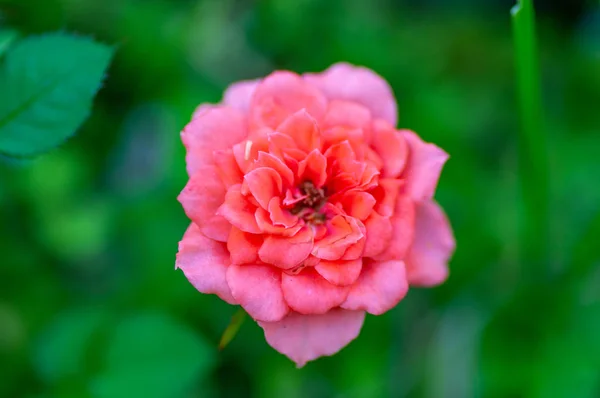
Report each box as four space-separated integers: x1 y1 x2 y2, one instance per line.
0 32 113 157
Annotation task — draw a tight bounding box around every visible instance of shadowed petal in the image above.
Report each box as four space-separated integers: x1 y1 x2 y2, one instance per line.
259 309 365 368
402 130 449 201
405 200 455 286
176 223 236 304
342 260 408 315
304 62 397 126
227 264 289 322
282 268 350 314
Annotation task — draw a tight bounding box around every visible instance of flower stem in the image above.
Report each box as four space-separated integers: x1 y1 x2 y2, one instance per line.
511 0 549 266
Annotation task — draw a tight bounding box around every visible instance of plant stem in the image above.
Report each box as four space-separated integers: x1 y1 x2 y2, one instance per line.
511 0 549 267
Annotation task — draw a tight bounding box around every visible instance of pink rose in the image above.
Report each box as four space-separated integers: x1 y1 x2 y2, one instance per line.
176 63 455 367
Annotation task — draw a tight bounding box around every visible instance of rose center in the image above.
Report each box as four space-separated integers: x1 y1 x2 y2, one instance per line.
290 181 327 223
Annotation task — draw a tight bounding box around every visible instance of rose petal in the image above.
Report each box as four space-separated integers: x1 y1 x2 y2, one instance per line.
315 259 363 286
244 167 283 209
372 178 403 217
268 197 298 228
276 110 322 153
255 207 303 237
223 79 260 111
363 212 393 258
227 264 289 322
371 119 408 178
304 62 397 126
340 191 376 221
250 71 327 129
342 260 408 315
312 215 364 260
178 165 230 242
405 200 455 286
373 195 415 262
214 149 243 188
282 268 350 314
322 100 372 131
227 226 262 265
297 149 328 188
176 223 236 304
259 309 365 368
217 185 261 234
254 152 295 188
259 226 314 269
181 106 248 175
402 130 449 201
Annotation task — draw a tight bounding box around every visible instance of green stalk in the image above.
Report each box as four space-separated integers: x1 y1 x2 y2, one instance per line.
511 0 549 266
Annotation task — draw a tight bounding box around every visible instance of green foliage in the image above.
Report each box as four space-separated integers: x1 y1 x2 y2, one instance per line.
0 33 113 157
0 29 19 57
0 0 599 397
90 313 214 398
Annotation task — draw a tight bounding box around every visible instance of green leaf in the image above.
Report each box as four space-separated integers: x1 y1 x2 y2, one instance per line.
90 313 214 398
0 32 113 157
219 308 247 350
0 29 19 58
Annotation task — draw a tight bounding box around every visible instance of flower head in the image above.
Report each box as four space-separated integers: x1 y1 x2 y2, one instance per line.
176 63 455 367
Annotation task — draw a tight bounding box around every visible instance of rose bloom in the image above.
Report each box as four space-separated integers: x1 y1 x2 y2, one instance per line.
176 63 455 367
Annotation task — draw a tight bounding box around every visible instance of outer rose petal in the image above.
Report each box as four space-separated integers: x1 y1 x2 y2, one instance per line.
405 200 455 286
226 264 289 322
250 71 327 129
402 130 449 201
259 309 366 368
304 62 397 126
181 106 248 175
282 268 350 314
342 260 408 315
178 166 230 242
176 223 236 304
223 79 260 111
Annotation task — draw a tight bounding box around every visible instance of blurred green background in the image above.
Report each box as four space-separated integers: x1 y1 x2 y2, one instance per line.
1 0 599 397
